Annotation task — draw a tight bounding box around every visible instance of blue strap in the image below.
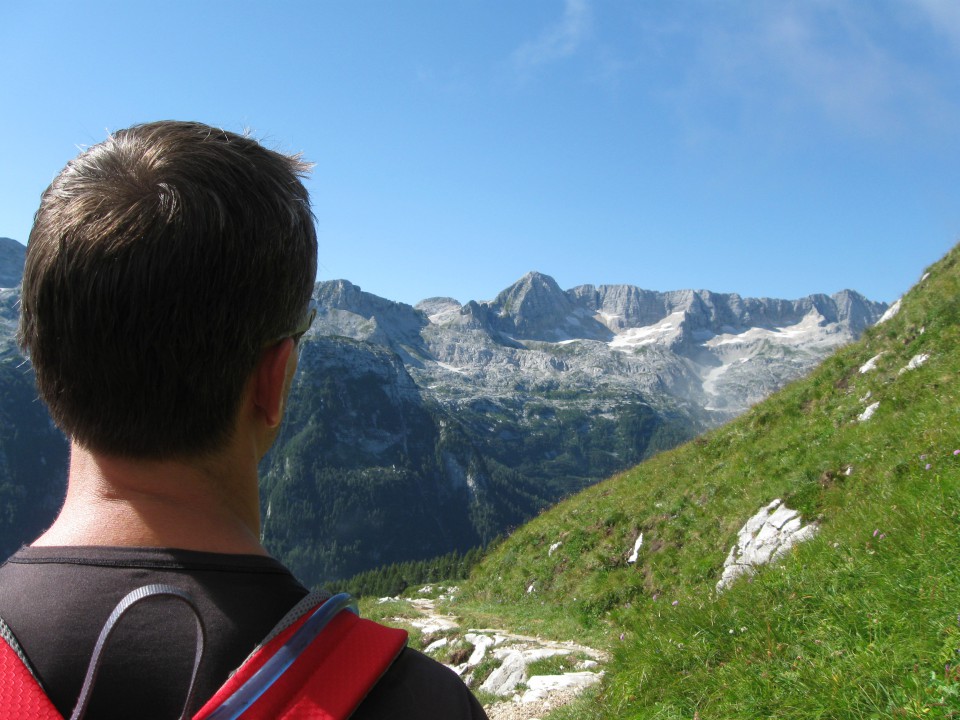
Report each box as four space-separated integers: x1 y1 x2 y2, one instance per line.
70 584 206 720
203 593 357 720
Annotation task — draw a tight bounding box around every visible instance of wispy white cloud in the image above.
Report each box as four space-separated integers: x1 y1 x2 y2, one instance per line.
512 0 593 80
769 4 959 138
760 7 906 133
662 2 960 146
907 0 960 51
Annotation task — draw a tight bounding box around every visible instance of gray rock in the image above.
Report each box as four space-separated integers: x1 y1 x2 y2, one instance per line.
481 650 528 696
313 272 886 425
859 402 880 422
520 672 603 703
717 499 819 592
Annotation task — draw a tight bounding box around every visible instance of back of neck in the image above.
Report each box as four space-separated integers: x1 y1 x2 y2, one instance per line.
32 442 267 556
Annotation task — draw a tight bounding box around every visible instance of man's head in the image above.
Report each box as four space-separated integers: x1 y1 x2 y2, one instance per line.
18 120 318 459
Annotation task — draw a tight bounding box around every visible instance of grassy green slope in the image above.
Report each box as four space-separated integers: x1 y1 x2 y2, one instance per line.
458 245 960 718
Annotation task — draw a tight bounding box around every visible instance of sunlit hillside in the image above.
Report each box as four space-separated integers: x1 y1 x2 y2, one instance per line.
455 244 960 718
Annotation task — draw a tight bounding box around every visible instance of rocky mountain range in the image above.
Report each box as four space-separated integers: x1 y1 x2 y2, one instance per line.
259 272 886 585
308 271 884 422
0 237 888 586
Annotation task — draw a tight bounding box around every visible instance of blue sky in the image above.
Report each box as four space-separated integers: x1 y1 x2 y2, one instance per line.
2 1 959 306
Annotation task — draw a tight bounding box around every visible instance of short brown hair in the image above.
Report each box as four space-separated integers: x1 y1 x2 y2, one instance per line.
18 121 318 458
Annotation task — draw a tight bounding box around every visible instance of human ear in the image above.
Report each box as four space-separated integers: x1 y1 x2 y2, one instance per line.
253 338 296 428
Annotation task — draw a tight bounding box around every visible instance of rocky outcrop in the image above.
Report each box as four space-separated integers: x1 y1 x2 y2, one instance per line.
391 587 605 716
489 272 612 342
314 279 431 363
717 499 819 591
877 299 901 324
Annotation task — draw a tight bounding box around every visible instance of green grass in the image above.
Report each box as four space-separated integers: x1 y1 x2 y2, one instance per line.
455 244 960 718
526 653 592 676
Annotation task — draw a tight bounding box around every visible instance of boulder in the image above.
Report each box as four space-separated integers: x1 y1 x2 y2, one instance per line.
717 499 818 592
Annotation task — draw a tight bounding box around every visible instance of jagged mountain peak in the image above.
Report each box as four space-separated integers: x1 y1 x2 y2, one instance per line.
415 297 463 325
828 289 888 334
416 296 462 313
487 271 611 342
570 283 885 338
491 271 569 313
310 270 887 420
315 279 423 319
313 279 429 361
317 278 386 309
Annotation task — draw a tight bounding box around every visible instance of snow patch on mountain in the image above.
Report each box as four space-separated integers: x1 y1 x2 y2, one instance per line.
437 361 469 375
609 312 685 350
311 272 888 425
706 309 833 348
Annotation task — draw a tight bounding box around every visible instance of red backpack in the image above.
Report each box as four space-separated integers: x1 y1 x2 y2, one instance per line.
0 585 407 720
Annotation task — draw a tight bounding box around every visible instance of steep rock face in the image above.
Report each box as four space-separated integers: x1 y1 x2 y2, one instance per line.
383 277 885 424
830 289 888 334
0 289 21 355
0 238 25 289
552 284 887 416
574 284 885 341
0 242 68 555
489 272 612 342
0 357 68 558
258 335 552 583
314 280 430 361
416 297 463 324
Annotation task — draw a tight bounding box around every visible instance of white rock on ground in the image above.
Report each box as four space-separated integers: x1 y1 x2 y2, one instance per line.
480 647 571 696
399 589 607 717
717 499 818 592
626 533 643 563
425 637 448 654
859 353 883 374
521 672 603 703
480 650 528 695
899 353 929 374
464 633 496 665
877 299 901 324
858 401 880 422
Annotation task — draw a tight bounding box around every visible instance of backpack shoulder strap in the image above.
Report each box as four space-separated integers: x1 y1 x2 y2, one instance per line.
194 593 407 720
0 616 63 720
0 584 205 720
